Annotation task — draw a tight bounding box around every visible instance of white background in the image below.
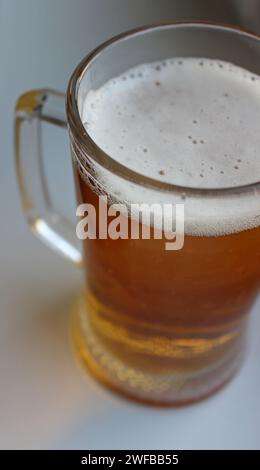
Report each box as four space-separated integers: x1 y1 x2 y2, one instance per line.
0 0 260 450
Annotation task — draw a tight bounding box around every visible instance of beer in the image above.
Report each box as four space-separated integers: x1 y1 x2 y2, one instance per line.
73 58 260 404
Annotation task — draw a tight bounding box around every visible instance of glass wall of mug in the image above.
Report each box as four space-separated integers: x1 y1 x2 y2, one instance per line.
67 24 260 405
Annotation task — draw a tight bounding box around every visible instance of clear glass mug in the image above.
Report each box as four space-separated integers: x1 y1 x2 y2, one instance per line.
15 23 260 406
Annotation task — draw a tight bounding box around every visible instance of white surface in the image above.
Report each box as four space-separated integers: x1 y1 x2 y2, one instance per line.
0 0 260 450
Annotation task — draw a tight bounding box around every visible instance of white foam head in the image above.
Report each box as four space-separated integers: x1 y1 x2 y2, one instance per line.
77 58 260 235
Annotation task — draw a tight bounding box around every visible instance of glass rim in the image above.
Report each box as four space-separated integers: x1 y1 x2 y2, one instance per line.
66 21 260 197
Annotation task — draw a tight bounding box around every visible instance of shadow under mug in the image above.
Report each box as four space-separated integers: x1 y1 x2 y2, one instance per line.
15 22 260 406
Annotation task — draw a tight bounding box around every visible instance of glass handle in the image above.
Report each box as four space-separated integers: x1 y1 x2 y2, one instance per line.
15 89 82 265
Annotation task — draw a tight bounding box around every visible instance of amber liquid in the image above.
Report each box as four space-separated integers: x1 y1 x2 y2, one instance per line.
73 168 260 405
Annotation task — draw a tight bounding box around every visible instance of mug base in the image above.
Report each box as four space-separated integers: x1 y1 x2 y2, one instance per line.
71 294 246 407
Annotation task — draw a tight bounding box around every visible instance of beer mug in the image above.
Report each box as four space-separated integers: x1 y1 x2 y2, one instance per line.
15 23 260 405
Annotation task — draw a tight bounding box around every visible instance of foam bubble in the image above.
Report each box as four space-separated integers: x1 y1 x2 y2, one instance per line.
77 58 260 236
